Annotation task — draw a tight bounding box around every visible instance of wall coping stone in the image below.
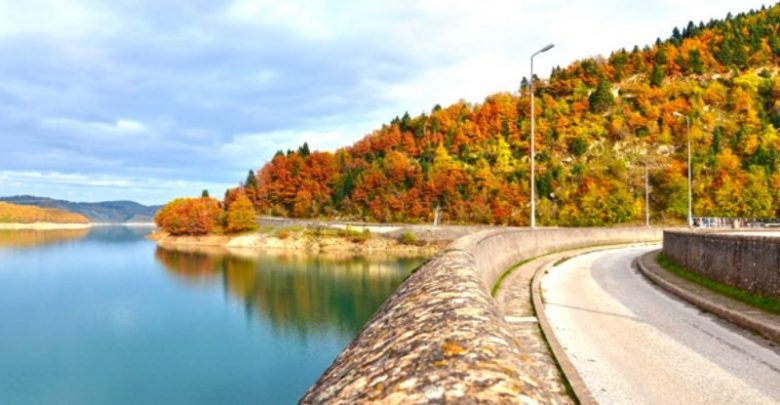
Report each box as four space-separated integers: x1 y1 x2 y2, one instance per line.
301 227 662 404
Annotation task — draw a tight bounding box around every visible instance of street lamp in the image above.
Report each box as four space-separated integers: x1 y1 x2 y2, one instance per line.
530 43 554 230
673 111 693 227
645 163 650 227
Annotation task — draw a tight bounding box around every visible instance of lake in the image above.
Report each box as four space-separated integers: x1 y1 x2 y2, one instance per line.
0 227 424 404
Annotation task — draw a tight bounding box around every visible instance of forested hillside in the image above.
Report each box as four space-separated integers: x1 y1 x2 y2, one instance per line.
0 195 161 223
0 202 89 224
243 5 780 226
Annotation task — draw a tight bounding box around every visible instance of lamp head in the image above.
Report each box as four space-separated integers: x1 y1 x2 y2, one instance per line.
540 43 554 53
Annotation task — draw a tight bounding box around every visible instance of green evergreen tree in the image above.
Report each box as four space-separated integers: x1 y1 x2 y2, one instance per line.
655 46 668 65
716 38 733 66
588 80 614 113
201 189 209 198
245 169 258 189
520 76 529 94
688 49 704 74
650 64 665 87
683 21 697 38
671 27 682 45
611 49 628 80
298 142 311 157
400 112 412 132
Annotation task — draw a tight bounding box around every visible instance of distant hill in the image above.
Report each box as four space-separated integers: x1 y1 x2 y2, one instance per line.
0 201 89 224
0 195 161 223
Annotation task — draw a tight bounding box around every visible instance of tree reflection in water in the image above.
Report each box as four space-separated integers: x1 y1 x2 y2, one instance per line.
0 228 89 250
154 246 425 338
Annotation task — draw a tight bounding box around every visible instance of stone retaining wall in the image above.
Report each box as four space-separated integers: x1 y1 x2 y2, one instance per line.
301 227 662 403
663 231 780 299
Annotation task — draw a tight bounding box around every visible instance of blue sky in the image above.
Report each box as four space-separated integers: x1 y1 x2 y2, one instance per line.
0 0 770 205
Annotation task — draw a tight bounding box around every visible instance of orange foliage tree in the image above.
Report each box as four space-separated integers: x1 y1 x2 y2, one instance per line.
155 197 221 235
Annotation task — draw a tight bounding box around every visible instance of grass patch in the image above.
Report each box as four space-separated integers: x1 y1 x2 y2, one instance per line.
306 226 341 237
337 226 371 243
552 256 571 267
490 241 657 297
491 258 535 297
400 231 418 245
656 253 780 316
302 225 372 243
258 225 276 234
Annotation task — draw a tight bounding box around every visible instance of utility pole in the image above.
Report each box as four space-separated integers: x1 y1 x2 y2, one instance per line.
530 43 554 230
645 164 650 227
673 112 693 227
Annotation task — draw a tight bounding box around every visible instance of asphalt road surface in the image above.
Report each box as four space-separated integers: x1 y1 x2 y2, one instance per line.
542 246 780 404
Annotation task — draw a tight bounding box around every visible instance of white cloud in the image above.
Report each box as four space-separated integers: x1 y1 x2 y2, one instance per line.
40 117 152 140
114 119 147 132
219 124 373 171
355 0 773 116
0 0 119 39
0 0 773 204
224 0 332 40
0 170 232 204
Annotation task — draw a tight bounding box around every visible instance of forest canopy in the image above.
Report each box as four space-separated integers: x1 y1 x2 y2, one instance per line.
196 5 780 228
0 202 90 224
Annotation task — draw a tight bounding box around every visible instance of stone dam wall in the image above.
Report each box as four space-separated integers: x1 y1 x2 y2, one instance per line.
301 227 662 403
663 231 780 299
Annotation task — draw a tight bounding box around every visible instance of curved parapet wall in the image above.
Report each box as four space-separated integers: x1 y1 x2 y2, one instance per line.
301 227 661 403
663 231 780 299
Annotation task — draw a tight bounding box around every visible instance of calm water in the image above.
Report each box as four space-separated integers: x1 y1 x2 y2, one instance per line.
0 227 423 404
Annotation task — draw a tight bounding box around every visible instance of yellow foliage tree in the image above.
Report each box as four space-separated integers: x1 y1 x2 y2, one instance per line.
226 190 258 233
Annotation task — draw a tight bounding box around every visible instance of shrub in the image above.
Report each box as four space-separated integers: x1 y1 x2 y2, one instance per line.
400 231 418 245
155 197 221 235
338 226 370 243
350 228 371 243
225 190 258 233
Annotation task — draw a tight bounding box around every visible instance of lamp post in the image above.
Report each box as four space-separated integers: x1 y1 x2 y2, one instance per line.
673 111 692 227
530 43 554 230
645 163 650 227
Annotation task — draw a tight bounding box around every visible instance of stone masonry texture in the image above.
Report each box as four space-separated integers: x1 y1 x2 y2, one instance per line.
663 231 780 299
301 228 662 404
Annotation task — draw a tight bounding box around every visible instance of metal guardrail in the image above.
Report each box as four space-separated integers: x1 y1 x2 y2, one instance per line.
693 217 780 228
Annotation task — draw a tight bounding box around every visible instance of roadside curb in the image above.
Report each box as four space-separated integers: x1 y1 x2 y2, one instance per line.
636 250 780 344
530 256 598 405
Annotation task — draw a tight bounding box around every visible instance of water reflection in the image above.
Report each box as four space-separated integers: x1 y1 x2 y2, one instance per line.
0 228 89 249
154 246 424 337
84 225 154 243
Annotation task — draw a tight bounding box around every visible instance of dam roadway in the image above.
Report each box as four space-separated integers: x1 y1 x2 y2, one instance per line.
542 246 780 404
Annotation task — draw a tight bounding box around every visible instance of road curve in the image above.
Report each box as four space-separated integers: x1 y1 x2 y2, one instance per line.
542 246 780 404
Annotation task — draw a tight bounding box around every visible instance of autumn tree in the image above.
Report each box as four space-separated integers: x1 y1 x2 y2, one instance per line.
225 190 258 233
165 5 780 227
155 197 221 235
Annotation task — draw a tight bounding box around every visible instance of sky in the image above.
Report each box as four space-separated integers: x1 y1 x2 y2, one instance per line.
0 0 772 205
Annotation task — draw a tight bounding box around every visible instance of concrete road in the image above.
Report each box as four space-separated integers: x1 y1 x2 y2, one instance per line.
542 246 780 404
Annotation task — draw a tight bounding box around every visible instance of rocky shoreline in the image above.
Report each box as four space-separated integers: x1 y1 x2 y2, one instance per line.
148 230 445 256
